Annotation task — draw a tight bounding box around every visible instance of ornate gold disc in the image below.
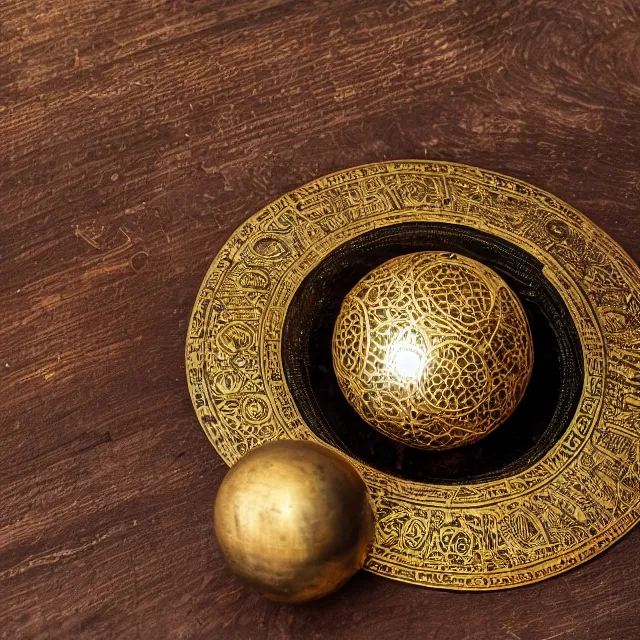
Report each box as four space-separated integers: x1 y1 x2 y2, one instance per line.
332 251 533 450
186 161 640 590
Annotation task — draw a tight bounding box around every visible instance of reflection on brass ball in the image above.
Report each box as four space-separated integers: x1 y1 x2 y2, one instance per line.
332 252 533 450
213 440 375 603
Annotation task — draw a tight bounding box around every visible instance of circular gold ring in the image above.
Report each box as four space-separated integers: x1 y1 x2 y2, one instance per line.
187 161 640 590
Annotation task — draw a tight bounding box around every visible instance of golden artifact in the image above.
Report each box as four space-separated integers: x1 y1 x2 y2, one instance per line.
213 439 374 603
332 251 533 450
187 160 640 591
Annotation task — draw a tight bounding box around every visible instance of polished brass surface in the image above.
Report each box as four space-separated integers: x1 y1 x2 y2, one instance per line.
187 160 640 590
332 251 533 450
213 440 374 603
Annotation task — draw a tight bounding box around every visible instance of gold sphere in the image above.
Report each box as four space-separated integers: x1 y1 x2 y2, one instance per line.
213 440 375 603
332 252 533 450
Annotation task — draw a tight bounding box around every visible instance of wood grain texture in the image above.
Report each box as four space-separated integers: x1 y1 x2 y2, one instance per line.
1 0 639 638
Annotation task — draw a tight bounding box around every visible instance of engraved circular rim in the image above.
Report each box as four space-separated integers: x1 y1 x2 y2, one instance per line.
186 161 640 590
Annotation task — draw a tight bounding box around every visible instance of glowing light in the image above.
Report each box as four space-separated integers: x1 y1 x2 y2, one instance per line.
390 348 423 380
387 331 428 382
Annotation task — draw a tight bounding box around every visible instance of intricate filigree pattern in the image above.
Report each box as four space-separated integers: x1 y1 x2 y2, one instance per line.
186 161 640 590
332 252 533 449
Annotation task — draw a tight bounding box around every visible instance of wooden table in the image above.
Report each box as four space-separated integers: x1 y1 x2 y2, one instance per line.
3 1 639 638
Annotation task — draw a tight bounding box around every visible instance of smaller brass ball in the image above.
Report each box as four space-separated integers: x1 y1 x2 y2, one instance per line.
213 440 375 603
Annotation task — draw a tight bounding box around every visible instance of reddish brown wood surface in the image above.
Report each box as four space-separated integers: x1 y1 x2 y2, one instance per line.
2 1 640 638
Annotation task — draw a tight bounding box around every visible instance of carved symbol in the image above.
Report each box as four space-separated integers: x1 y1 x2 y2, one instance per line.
215 321 255 354
251 236 290 261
